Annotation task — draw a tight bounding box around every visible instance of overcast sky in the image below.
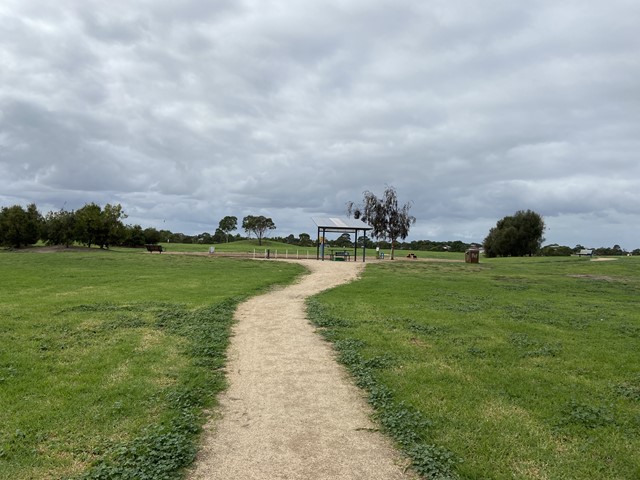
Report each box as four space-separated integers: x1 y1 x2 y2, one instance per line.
1 0 639 248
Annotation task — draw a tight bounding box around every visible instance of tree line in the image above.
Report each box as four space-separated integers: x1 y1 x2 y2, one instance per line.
1 202 636 255
0 204 279 249
0 200 465 252
481 209 640 256
0 202 148 249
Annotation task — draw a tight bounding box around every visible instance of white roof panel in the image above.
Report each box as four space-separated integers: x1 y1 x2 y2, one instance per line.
312 217 372 231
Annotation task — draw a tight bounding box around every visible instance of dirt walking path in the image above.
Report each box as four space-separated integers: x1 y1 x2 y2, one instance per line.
188 259 415 480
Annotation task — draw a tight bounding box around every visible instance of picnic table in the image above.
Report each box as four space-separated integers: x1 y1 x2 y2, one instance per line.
330 250 351 261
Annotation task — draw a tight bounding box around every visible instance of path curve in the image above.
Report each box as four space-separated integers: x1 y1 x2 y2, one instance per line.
188 259 415 480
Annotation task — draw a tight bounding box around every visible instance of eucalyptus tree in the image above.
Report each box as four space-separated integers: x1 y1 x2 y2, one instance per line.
218 215 238 242
242 215 276 246
347 186 416 260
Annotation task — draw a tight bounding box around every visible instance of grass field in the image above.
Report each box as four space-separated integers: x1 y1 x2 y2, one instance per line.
158 239 466 262
5 246 637 479
0 248 303 480
157 239 294 254
309 256 640 479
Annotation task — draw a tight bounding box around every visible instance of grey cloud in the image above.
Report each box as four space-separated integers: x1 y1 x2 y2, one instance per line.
1 0 639 248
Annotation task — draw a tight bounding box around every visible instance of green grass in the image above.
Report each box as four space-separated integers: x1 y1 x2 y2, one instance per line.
161 240 466 262
308 256 640 479
0 248 303 479
158 239 299 254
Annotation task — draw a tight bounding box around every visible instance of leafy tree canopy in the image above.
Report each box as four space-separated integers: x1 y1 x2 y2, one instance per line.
298 233 313 247
218 216 238 242
143 227 163 245
0 203 42 248
334 233 352 248
483 209 545 257
43 209 76 247
242 215 276 246
75 203 127 248
347 186 416 259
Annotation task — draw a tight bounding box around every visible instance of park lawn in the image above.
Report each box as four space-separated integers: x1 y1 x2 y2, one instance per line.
309 256 640 479
157 239 295 254
161 240 466 262
0 248 303 480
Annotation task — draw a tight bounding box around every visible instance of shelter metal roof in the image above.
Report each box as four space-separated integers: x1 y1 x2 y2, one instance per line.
312 217 372 233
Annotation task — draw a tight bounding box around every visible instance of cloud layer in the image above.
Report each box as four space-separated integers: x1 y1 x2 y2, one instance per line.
2 0 639 248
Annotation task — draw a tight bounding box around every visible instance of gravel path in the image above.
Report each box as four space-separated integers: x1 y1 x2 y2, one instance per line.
188 259 415 480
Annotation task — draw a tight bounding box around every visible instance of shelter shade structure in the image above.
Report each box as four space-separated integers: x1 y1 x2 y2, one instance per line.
312 217 373 262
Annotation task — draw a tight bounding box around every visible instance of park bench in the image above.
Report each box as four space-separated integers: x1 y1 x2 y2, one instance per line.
145 244 163 253
331 250 350 261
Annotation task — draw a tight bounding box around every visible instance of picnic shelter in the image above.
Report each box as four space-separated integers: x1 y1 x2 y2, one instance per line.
312 217 373 262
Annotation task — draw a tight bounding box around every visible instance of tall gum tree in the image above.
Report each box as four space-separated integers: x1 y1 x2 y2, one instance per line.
242 215 276 246
347 186 416 260
218 216 238 243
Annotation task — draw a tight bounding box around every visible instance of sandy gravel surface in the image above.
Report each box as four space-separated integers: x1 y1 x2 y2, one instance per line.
188 259 415 480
